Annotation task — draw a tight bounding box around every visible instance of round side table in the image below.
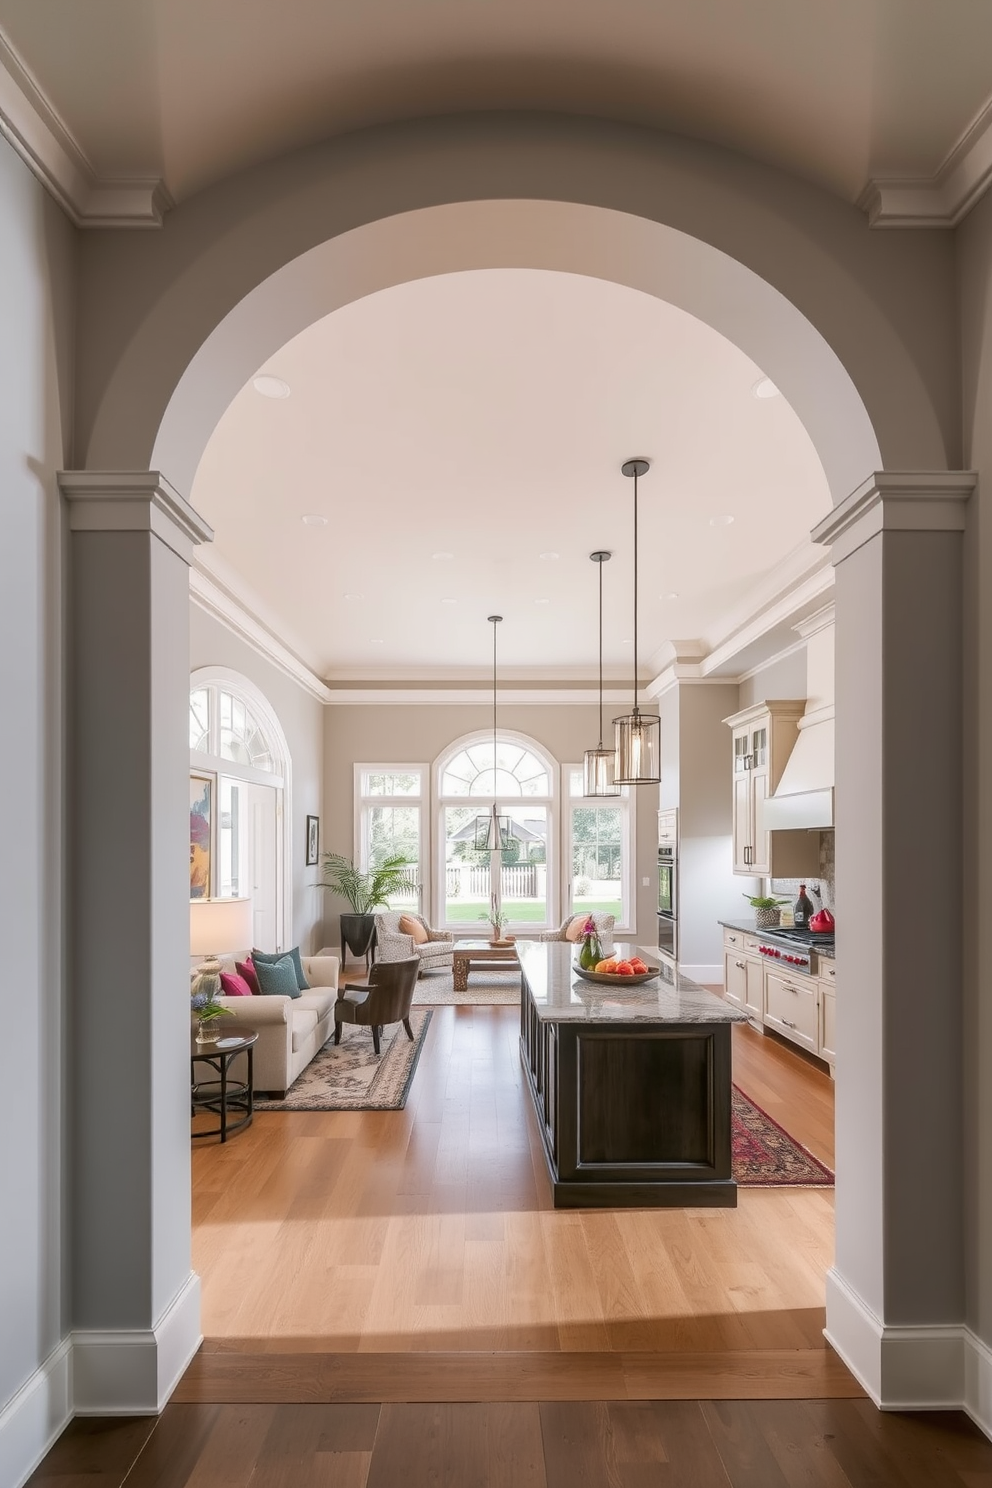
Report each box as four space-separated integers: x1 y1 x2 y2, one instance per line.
191 1029 258 1143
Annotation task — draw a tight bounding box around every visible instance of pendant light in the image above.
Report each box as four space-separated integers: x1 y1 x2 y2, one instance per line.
583 551 621 797
473 615 512 851
614 458 661 784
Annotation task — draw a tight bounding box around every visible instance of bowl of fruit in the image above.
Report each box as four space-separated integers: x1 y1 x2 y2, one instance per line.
572 953 659 986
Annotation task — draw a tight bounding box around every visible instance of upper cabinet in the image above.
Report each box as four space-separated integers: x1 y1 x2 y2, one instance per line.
724 701 821 878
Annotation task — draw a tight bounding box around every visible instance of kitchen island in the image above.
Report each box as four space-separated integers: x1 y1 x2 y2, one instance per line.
517 941 747 1209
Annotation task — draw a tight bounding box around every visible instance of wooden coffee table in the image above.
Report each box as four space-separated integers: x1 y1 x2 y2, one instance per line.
452 939 520 991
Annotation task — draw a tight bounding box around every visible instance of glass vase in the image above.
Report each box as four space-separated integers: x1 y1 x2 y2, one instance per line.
579 933 602 970
196 1018 221 1044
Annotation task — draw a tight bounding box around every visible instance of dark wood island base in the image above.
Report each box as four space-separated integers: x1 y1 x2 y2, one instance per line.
517 942 745 1209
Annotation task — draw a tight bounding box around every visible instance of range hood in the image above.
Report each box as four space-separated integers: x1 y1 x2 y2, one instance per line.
760 606 835 832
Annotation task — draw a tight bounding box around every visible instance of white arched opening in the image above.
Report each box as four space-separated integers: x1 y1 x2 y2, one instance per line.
189 666 293 953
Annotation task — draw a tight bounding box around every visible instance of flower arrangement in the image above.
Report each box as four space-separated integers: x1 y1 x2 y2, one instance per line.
478 892 510 941
190 990 235 1024
577 916 603 970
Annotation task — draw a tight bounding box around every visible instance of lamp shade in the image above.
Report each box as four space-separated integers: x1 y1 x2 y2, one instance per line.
190 897 253 956
583 746 619 797
614 711 661 785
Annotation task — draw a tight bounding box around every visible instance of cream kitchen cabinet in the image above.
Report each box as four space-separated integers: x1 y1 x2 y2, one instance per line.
722 928 764 1026
818 960 836 1073
724 700 821 878
764 966 818 1053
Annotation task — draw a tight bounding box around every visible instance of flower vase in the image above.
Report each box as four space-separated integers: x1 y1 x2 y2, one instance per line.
196 1018 221 1044
579 933 603 970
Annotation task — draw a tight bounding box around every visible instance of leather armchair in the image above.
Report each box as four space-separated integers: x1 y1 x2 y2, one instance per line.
333 956 420 1055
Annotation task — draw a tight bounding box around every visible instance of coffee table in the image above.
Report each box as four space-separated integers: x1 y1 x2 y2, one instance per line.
452 939 520 991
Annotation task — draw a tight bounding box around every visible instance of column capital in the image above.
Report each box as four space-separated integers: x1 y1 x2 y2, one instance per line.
57 471 214 565
812 470 976 565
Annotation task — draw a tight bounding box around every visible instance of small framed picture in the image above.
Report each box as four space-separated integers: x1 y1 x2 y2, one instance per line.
306 814 320 866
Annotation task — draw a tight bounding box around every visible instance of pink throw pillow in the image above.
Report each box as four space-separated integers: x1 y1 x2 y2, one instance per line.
219 971 253 998
235 958 261 996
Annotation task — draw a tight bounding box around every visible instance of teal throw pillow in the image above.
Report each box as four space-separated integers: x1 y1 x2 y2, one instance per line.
252 945 309 991
254 954 303 999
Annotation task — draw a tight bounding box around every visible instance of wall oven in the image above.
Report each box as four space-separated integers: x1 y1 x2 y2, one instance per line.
657 840 678 964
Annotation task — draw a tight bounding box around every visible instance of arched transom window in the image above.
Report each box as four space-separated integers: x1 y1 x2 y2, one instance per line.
189 686 277 773
441 742 551 798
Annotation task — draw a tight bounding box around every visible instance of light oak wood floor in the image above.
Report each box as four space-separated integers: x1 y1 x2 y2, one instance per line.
190 983 845 1398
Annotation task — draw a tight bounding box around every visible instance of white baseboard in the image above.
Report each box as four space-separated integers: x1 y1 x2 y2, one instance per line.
73 1270 202 1414
826 1267 992 1439
0 1339 72 1488
679 963 723 985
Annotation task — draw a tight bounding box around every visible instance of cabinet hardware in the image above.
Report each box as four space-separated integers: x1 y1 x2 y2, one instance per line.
782 1018 797 1029
736 960 746 969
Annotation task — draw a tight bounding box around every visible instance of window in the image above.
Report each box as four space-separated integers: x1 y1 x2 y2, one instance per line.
564 767 633 931
355 766 426 912
436 734 556 932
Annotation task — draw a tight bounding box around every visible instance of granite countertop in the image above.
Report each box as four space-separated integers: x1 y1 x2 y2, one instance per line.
516 941 747 1025
719 919 835 960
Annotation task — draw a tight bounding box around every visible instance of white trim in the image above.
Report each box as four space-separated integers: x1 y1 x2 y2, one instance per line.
353 762 429 921
812 470 977 565
0 26 169 226
325 688 633 704
73 1272 202 1416
190 567 333 704
965 1328 992 1442
860 92 992 228
0 1339 71 1488
59 471 213 565
679 963 723 984
562 763 633 935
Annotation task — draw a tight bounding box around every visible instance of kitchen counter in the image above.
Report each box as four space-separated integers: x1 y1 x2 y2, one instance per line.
516 941 747 1025
720 918 836 955
518 941 742 1209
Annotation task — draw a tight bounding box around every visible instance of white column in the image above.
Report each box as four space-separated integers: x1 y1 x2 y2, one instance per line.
59 472 213 1412
813 471 974 1407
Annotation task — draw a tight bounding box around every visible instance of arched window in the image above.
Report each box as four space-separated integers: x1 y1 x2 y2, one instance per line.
435 732 557 933
189 668 291 953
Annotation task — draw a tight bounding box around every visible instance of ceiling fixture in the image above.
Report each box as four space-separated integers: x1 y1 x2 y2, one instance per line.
440 597 457 605
708 514 735 527
534 597 550 605
583 551 620 798
252 375 290 399
301 513 328 527
539 551 559 561
432 551 455 561
614 459 661 785
752 376 780 399
343 592 363 600
474 615 511 852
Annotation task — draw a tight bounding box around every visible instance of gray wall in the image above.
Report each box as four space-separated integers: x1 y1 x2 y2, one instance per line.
321 703 659 948
737 648 808 709
957 187 992 1355
0 136 75 1437
189 606 325 952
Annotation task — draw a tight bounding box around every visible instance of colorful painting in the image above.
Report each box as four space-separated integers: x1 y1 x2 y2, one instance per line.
190 775 212 899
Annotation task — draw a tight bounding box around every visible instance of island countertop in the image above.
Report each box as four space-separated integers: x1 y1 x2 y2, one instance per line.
516 940 747 1025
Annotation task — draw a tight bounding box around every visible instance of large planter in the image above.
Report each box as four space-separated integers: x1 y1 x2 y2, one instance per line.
340 912 377 965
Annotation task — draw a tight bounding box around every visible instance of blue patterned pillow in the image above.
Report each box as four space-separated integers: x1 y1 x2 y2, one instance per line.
252 945 309 990
253 954 302 999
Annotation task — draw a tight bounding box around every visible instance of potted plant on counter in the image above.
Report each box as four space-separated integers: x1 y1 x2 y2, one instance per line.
743 893 789 930
320 851 411 964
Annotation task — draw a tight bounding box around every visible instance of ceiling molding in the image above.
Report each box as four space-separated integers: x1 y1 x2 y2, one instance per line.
321 688 634 705
859 93 992 228
190 566 334 704
0 26 170 226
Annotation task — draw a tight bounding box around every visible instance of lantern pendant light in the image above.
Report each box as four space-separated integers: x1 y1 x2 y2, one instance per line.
614 459 661 785
583 551 621 797
474 615 512 851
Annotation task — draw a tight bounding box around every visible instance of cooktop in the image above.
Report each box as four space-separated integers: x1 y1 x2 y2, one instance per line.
761 926 835 951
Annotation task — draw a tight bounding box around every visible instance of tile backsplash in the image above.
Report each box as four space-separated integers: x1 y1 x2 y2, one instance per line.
771 831 835 910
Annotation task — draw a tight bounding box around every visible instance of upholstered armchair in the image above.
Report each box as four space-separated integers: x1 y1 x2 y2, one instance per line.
539 912 616 951
373 911 454 975
334 956 420 1055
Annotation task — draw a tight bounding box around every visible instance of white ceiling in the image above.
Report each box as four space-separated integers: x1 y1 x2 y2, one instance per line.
2 0 992 205
191 269 831 680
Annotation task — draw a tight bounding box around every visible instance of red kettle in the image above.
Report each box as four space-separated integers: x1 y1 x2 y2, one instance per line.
809 907 835 932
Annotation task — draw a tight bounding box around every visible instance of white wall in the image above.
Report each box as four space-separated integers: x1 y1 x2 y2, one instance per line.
0 137 76 1483
189 604 325 952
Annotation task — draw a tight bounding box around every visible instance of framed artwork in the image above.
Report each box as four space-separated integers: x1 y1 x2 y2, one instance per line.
306 814 320 867
190 773 213 898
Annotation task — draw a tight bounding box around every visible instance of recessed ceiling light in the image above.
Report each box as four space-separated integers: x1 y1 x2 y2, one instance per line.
343 592 363 601
440 597 457 605
432 551 455 561
667 592 680 600
708 515 736 527
301 513 327 527
253 375 290 399
539 551 559 561
534 598 550 605
370 638 384 645
752 377 779 399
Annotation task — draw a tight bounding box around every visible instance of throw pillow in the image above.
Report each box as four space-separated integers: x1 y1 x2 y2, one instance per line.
564 916 588 943
236 958 261 995
254 954 303 999
252 944 310 990
219 971 253 998
398 914 428 945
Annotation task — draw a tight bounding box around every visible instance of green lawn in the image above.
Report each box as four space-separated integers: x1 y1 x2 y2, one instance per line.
444 898 620 923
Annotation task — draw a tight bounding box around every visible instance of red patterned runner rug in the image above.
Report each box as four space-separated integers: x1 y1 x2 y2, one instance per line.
732 1085 834 1186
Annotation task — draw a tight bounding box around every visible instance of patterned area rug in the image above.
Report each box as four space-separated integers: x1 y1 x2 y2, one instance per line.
733 1086 834 1186
254 1009 432 1111
412 967 521 1005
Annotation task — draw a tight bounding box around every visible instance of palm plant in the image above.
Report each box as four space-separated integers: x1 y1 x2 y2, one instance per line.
320 851 410 912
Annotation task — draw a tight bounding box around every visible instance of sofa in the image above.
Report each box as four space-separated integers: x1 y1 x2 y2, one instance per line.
373 912 454 974
212 952 340 1096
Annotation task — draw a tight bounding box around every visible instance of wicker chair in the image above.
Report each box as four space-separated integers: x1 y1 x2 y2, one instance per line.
373 911 453 975
539 912 616 951
333 956 420 1055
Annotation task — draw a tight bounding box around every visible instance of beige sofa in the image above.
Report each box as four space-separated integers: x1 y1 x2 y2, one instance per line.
212 953 340 1096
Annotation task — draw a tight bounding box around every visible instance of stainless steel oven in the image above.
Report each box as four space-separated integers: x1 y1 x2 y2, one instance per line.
657 840 678 964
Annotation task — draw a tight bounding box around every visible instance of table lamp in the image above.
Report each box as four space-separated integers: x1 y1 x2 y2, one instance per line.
189 897 253 1000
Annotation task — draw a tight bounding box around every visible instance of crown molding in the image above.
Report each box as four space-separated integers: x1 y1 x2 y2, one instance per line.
190 566 334 704
859 94 992 228
0 27 170 226
812 470 977 564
